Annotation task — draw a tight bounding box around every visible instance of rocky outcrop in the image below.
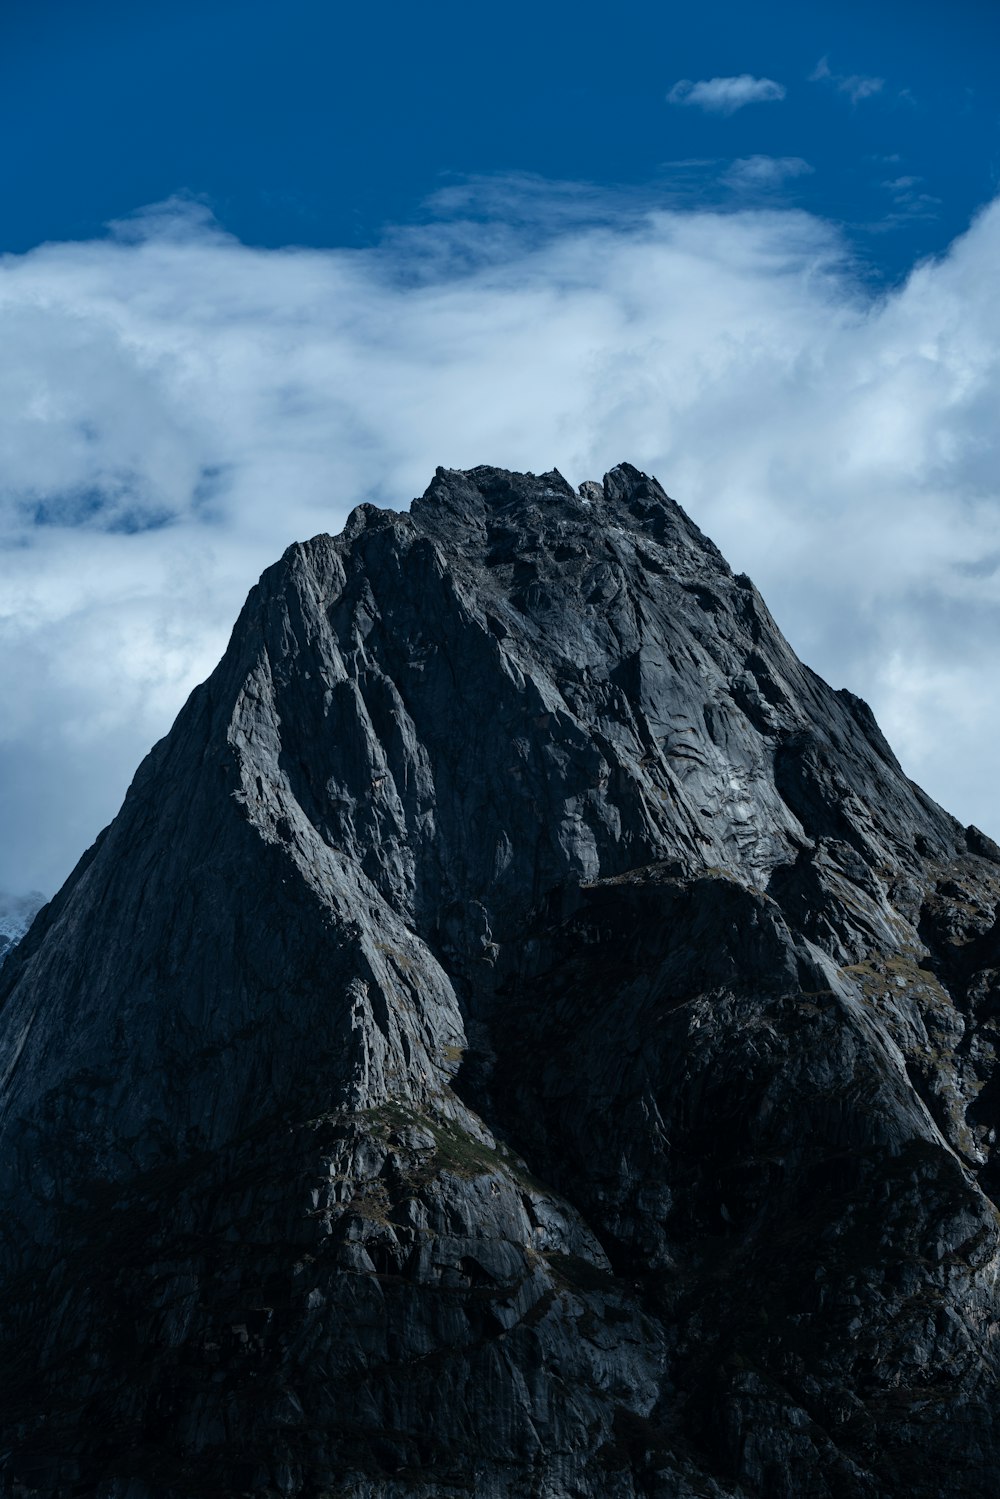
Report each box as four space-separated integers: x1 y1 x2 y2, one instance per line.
2 464 1000 1497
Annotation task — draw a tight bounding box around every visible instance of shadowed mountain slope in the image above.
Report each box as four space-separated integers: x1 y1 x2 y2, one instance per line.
2 464 1000 1497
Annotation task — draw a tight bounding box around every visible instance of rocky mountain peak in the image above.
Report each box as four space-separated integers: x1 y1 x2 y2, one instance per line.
2 464 1000 1497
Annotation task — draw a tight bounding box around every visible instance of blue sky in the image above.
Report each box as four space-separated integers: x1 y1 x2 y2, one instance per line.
3 0 996 276
1 0 999 896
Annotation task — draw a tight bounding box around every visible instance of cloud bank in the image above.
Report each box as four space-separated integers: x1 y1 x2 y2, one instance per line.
666 75 786 115
2 188 1000 892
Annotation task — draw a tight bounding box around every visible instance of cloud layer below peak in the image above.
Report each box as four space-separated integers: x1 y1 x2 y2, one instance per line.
2 188 1000 891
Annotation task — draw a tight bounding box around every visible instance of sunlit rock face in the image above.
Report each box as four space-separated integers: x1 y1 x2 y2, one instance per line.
2 463 1000 1498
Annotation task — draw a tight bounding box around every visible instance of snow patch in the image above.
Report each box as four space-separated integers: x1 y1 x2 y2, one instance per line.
0 891 46 965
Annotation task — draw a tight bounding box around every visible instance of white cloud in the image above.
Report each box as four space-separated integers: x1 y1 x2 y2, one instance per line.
810 56 884 104
2 187 1000 892
667 75 786 115
878 175 942 222
724 156 814 190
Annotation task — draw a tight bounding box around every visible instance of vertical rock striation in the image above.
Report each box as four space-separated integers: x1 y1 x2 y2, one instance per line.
2 464 1000 1496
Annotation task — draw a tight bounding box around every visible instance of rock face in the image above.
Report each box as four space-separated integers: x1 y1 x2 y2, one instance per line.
2 463 1000 1498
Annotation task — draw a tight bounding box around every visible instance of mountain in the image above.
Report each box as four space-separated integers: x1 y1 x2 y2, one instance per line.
2 463 1000 1498
0 890 45 967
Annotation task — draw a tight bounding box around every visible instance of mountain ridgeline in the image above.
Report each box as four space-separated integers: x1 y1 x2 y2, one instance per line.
3 464 1000 1498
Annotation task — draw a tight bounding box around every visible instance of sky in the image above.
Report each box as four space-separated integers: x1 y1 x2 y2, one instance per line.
1 0 999 896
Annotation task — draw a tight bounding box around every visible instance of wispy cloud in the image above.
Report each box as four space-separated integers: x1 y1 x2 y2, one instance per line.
723 156 814 191
883 175 922 194
2 185 1000 892
810 56 884 104
667 75 786 115
879 174 942 221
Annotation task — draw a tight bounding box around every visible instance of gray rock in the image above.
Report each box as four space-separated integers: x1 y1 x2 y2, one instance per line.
1 463 999 1496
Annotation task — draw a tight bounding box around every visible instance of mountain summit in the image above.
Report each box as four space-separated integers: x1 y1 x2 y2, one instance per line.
3 464 1000 1497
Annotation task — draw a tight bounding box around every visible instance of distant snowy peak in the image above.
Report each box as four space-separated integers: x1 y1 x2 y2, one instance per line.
0 891 45 964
